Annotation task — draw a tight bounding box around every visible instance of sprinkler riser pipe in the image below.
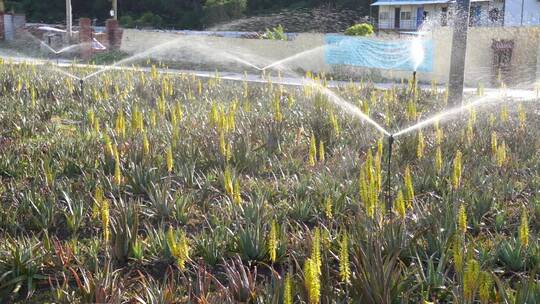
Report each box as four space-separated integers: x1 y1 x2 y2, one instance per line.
412 71 417 96
79 79 84 99
385 134 395 213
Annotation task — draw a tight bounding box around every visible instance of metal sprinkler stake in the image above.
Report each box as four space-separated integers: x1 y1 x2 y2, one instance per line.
386 134 394 212
412 70 417 96
79 79 84 99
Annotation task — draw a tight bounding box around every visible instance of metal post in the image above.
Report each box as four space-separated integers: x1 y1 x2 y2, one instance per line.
412 70 417 96
66 0 72 42
112 0 118 20
79 79 84 99
386 135 394 213
520 0 525 26
369 0 373 25
448 0 471 106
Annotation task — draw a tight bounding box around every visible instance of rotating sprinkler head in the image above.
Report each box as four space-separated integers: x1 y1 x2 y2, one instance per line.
388 133 395 147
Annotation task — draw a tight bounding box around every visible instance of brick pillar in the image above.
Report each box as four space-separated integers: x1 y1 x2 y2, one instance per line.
106 19 123 50
0 14 4 41
79 18 92 60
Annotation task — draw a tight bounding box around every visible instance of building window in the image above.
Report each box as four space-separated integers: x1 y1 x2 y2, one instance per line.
489 8 500 22
469 5 481 26
401 11 411 20
441 7 448 26
380 12 389 19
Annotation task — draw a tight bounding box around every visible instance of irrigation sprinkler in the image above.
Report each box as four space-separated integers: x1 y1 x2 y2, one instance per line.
385 134 395 213
79 79 84 99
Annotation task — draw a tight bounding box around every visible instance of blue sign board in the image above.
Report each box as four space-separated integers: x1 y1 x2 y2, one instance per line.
325 34 433 72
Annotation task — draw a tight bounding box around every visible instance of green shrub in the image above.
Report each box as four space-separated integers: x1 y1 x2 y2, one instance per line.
261 24 287 41
344 23 374 36
203 0 247 26
90 50 129 65
4 1 23 13
119 15 135 28
135 11 163 28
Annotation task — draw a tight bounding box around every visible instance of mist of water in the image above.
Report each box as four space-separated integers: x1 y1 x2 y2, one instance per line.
393 90 537 137
3 25 538 140
261 48 391 135
48 64 81 80
82 36 268 81
208 7 368 32
0 50 82 80
262 45 326 71
410 37 425 72
306 78 391 136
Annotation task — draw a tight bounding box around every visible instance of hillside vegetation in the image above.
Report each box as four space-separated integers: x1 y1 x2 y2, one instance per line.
7 0 370 31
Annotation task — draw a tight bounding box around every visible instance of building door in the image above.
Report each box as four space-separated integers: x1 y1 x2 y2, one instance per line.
395 7 401 29
416 7 424 28
492 39 514 85
469 5 481 26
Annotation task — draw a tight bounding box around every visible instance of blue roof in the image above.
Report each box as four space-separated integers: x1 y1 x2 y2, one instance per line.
371 0 451 5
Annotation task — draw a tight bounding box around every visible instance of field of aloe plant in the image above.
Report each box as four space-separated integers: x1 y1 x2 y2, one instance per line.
0 61 539 303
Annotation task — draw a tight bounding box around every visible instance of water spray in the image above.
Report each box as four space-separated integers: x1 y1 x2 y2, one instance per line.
410 37 424 97
385 134 394 212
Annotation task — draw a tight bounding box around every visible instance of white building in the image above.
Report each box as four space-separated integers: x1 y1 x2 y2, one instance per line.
372 0 505 31
504 0 540 26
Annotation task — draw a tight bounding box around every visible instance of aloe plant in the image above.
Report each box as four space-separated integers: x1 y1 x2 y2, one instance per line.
0 59 538 302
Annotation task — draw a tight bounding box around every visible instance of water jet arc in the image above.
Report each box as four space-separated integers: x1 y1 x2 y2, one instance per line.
392 91 536 138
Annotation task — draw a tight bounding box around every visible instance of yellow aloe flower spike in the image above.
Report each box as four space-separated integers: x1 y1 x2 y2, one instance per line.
519 208 529 248
338 231 351 283
268 220 278 263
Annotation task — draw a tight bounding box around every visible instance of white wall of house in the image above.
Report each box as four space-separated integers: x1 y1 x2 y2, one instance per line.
378 4 451 30
504 0 540 26
376 0 506 30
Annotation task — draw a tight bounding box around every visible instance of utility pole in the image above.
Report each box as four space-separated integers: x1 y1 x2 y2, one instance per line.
112 0 118 20
66 0 72 41
448 0 470 106
520 0 525 25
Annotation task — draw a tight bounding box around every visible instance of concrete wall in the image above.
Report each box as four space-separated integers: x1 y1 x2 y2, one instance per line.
121 27 540 87
3 14 13 40
121 29 327 72
2 13 25 41
13 14 25 30
410 26 540 86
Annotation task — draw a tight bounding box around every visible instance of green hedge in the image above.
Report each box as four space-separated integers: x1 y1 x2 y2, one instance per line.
344 23 374 36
